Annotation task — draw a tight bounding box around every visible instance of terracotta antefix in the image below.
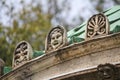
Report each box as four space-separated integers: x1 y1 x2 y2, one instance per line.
12 41 33 69
97 63 119 80
45 25 67 53
86 13 110 40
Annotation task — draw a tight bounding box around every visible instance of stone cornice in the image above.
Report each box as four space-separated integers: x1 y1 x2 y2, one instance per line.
1 32 120 80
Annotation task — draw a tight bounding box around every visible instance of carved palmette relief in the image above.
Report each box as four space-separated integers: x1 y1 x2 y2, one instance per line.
86 13 109 40
45 25 67 53
12 41 33 69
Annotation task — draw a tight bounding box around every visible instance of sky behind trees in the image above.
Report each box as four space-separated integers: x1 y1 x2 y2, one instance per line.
0 0 119 66
0 0 117 29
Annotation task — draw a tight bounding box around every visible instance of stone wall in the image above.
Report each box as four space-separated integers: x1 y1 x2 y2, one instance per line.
0 59 4 77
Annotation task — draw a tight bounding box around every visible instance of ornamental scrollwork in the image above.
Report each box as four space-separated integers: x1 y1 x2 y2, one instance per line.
86 13 109 40
13 41 33 69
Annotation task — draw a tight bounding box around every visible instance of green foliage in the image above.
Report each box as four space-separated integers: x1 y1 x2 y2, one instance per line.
0 7 51 66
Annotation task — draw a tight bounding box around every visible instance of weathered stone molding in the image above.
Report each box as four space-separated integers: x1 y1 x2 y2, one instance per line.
1 32 120 80
0 59 4 77
51 63 120 80
55 32 120 62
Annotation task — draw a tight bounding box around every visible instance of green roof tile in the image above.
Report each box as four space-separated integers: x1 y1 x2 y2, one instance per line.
67 6 120 41
3 67 12 74
33 50 45 58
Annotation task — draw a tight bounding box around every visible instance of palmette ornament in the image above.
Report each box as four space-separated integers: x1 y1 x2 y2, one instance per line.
86 13 109 40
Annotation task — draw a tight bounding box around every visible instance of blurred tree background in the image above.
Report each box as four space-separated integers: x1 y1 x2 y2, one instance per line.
0 0 119 66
